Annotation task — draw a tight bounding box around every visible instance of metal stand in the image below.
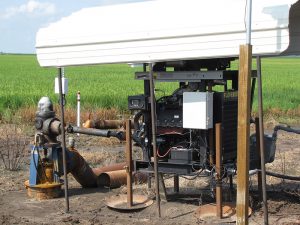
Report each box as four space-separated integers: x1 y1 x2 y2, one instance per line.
58 68 69 213
105 119 153 211
149 63 161 217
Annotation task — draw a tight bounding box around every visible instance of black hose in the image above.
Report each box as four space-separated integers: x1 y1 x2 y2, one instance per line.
274 125 300 134
249 169 300 181
265 171 300 181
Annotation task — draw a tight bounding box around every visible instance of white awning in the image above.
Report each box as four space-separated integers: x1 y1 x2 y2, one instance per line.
36 0 300 67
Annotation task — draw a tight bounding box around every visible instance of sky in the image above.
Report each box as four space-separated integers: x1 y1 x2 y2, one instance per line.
0 0 146 54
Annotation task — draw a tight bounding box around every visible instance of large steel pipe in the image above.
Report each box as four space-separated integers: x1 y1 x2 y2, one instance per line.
67 125 125 140
98 170 127 188
67 149 98 188
83 119 126 129
97 170 147 188
92 163 127 177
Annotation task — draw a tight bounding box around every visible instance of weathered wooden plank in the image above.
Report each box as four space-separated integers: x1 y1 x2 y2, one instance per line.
236 44 252 225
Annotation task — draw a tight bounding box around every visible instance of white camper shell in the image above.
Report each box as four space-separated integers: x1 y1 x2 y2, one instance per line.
36 0 300 67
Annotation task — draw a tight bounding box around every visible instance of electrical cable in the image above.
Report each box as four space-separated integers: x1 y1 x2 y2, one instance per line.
157 145 183 158
180 169 205 180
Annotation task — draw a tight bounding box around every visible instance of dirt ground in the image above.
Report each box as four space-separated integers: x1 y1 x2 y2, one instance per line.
0 122 299 225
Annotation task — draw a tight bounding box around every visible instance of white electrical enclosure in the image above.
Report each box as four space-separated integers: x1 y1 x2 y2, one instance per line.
35 0 300 67
55 77 68 94
183 92 213 130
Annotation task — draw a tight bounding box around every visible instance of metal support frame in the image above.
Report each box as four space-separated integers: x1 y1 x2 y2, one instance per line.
58 67 69 213
149 63 161 217
256 56 269 225
136 70 257 82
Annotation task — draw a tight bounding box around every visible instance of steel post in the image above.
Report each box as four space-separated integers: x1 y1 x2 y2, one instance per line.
255 117 263 201
126 120 133 207
58 68 69 213
257 56 269 225
77 91 80 136
149 63 161 217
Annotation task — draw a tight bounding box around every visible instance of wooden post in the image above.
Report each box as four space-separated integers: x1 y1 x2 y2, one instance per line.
236 44 252 225
215 123 223 219
126 119 133 207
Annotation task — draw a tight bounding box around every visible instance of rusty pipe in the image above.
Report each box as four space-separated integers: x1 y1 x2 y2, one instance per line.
92 163 127 177
83 119 134 129
67 148 98 188
97 170 147 188
98 170 127 188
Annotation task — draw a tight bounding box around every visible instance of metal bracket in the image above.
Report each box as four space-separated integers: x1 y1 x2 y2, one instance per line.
135 70 257 82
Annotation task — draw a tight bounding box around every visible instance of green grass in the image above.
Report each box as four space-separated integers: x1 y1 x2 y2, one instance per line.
0 54 299 118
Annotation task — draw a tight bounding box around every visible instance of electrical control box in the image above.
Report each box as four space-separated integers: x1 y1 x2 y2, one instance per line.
128 95 148 110
55 77 68 94
183 92 213 129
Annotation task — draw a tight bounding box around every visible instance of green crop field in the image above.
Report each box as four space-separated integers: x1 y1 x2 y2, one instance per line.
0 54 299 119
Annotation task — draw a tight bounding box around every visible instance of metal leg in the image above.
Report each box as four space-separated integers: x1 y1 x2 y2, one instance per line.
147 174 152 189
229 175 234 201
215 123 223 219
174 175 179 193
159 173 168 201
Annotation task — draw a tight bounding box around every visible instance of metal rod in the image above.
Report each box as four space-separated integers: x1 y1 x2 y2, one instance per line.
149 62 161 217
255 117 263 201
209 129 214 165
246 0 252 44
58 67 69 213
215 123 222 219
77 91 80 136
208 84 214 166
257 56 269 225
126 120 133 207
250 78 256 113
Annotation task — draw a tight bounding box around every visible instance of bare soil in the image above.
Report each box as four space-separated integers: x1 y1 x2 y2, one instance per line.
0 123 299 225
